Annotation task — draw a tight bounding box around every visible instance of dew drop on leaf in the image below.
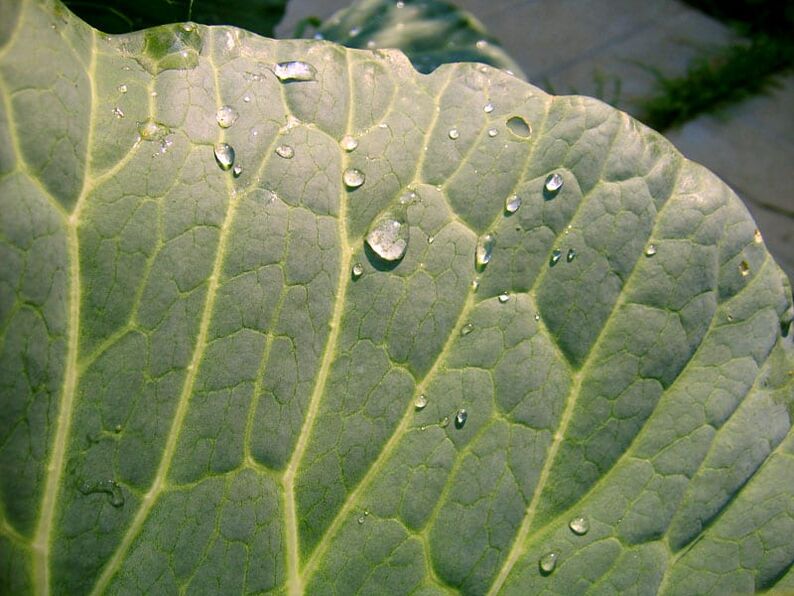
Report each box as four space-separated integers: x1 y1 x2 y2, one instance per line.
498 292 511 303
273 61 317 82
539 551 558 574
645 244 657 257
484 102 494 113
455 409 468 428
506 115 531 137
232 164 242 177
448 128 460 140
439 415 450 428
340 135 358 151
214 142 235 170
414 394 428 409
111 107 124 119
117 83 127 93
471 278 480 291
569 515 589 535
351 262 364 279
343 168 365 188
740 260 750 276
549 249 562 266
505 194 521 213
275 144 294 159
566 248 576 262
475 233 495 269
460 322 474 336
754 228 763 243
544 172 564 193
215 105 238 128
79 479 125 508
488 128 498 137
366 216 408 262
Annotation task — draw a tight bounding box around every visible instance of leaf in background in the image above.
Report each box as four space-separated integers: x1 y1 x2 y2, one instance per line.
62 0 288 37
1 1 793 594
316 0 525 77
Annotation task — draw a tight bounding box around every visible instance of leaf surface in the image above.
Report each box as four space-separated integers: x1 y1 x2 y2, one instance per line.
0 1 792 594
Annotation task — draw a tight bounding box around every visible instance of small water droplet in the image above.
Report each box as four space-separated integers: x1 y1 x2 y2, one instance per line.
273 61 317 82
569 516 589 535
79 479 125 508
414 394 428 409
366 40 377 49
498 292 510 303
645 244 657 257
460 323 474 336
476 39 488 49
114 424 122 433
343 168 365 188
484 102 494 113
214 142 235 170
506 116 531 138
276 144 295 159
366 216 408 262
112 106 124 119
739 260 750 277
439 415 450 428
117 83 128 93
534 313 541 321
357 515 365 524
539 551 558 575
475 233 495 269
340 135 358 151
427 235 435 244
232 164 243 177
455 409 468 428
313 32 324 40
396 0 405 7
754 229 763 244
549 249 562 266
488 128 498 137
399 190 417 205
243 94 251 103
566 248 576 262
544 172 563 193
349 27 361 36
216 105 239 128
448 128 460 140
505 194 521 213
352 262 364 278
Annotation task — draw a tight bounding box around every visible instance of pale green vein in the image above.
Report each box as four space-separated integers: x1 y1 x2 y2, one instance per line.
90 39 240 595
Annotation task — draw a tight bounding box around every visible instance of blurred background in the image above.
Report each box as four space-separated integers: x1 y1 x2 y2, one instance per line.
66 0 794 281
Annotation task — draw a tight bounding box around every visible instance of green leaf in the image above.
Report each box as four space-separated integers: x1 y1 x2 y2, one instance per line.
1 1 792 594
317 0 525 78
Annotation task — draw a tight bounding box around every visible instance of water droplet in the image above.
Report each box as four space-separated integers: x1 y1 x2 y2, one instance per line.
117 83 128 93
484 102 494 113
343 168 365 188
243 94 251 103
475 233 495 269
214 142 235 170
366 216 408 262
112 106 124 119
139 24 202 74
544 172 564 193
396 0 405 7
488 128 498 137
505 194 521 213
498 292 510 303
455 409 468 428
313 32 324 40
349 27 361 37
232 164 243 177
137 120 170 141
79 479 125 507
352 262 364 278
340 135 358 151
399 190 417 205
534 313 541 321
414 394 428 409
114 424 122 433
739 260 750 277
506 116 531 138
754 228 763 243
460 323 474 336
439 416 450 428
644 244 657 257
216 105 239 128
427 235 435 244
569 516 589 535
476 39 488 49
539 551 558 575
448 128 460 140
549 249 562 266
471 279 480 292
276 144 295 159
357 515 365 524
366 40 377 49
273 61 317 82
566 248 576 262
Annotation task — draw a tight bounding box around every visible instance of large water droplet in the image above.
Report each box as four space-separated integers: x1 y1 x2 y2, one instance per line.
566 248 576 262
340 135 358 151
351 262 364 278
645 244 657 257
273 61 317 82
276 144 294 159
455 409 468 428
549 249 562 266
544 172 563 193
569 515 589 535
79 479 125 507
366 215 408 262
505 194 521 214
460 322 474 336
506 116 531 137
216 105 238 128
214 143 235 170
539 552 558 575
448 128 460 140
343 168 365 188
414 394 428 409
139 24 203 74
475 233 495 269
